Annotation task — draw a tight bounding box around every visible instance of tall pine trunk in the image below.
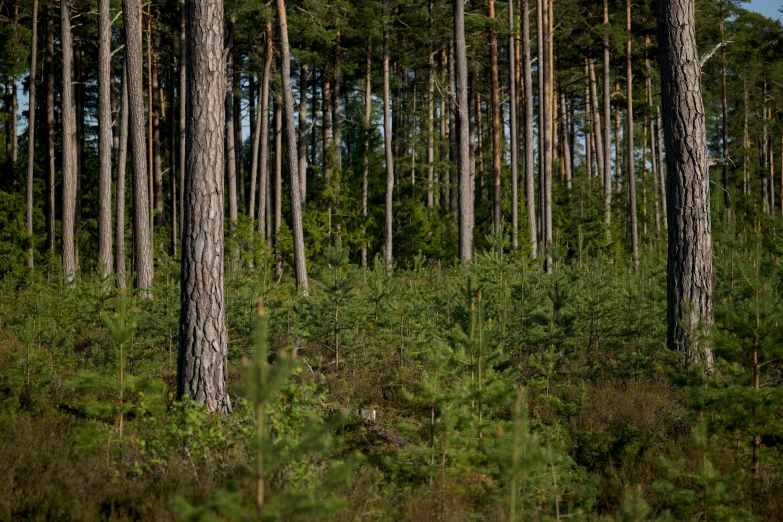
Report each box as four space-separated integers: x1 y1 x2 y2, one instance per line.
489 0 502 235
454 0 472 261
98 0 113 276
298 59 308 208
117 62 129 289
178 0 186 244
509 0 519 249
225 20 239 271
257 19 272 238
657 0 715 370
124 0 154 294
276 0 309 293
179 0 231 412
627 0 639 268
603 0 612 227
362 44 372 267
522 0 536 256
26 0 39 269
383 2 394 270
61 0 78 281
45 0 55 253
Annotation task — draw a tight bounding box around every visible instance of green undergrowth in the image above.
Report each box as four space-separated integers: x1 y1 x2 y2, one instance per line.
1 226 783 521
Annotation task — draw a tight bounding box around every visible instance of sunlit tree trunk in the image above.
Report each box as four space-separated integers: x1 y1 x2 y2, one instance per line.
454 0 473 261
61 0 78 281
26 0 39 269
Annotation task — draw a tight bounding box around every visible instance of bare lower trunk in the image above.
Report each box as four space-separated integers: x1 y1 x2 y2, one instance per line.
587 59 605 187
257 19 272 238
117 63 129 289
298 60 308 208
427 9 435 209
179 0 231 412
124 0 154 295
46 0 55 253
603 0 612 196
522 0 536 256
61 0 78 281
627 0 639 268
225 22 239 271
657 0 714 370
99 0 113 275
276 0 309 293
542 0 553 272
179 0 186 244
454 0 473 262
362 44 372 267
26 0 39 269
152 35 164 228
509 0 518 249
383 4 394 270
489 0 502 235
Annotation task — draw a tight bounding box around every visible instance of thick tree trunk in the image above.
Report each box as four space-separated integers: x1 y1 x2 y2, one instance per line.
61 0 78 281
489 0 502 235
124 0 154 294
117 63 129 289
45 0 55 253
383 5 394 269
26 0 39 269
657 0 715 370
453 0 472 261
276 0 309 293
178 0 231 412
522 0 536 256
627 0 639 268
509 0 518 249
362 44 372 267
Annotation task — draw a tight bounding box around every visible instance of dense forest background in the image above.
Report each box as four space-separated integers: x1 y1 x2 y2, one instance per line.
2 0 783 519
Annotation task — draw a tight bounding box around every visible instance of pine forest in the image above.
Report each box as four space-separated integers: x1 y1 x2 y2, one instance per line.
2 0 783 519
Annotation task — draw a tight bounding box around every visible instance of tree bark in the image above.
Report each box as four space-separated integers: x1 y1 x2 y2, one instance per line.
627 0 639 268
26 0 39 269
61 0 78 281
489 0 502 235
257 19 272 239
98 0 113 276
124 0 154 295
509 0 518 249
454 0 473 261
298 59 308 209
153 34 164 228
276 0 309 293
448 41 458 215
179 0 186 245
362 43 372 267
383 2 394 270
117 62 129 289
541 0 553 272
225 20 239 271
45 0 55 253
603 0 612 216
178 0 231 412
588 59 605 187
657 0 715 370
522 0 536 256
427 5 435 209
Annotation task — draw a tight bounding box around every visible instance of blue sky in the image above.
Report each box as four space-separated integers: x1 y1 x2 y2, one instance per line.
743 0 783 21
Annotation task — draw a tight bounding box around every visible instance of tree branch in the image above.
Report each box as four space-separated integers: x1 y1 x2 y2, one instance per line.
700 40 732 69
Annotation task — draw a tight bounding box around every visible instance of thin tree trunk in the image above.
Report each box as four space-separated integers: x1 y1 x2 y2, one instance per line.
603 0 612 197
250 77 262 222
383 2 394 270
276 0 309 293
362 43 372 267
448 41 458 215
588 59 605 187
234 48 245 212
298 59 308 208
74 39 83 269
559 91 572 193
170 43 178 254
153 34 164 228
61 0 78 281
98 0 113 275
333 30 342 175
117 62 129 288
427 6 435 209
657 0 714 370
627 0 639 268
274 96 282 264
45 0 55 253
439 45 448 209
719 0 730 219
26 0 39 269
489 0 502 235
542 0 553 271
522 0 536 256
257 18 272 239
179 0 186 244
509 0 518 249
179 0 231 412
743 84 749 196
454 0 472 261
656 105 667 229
124 0 154 294
645 38 661 235
225 20 239 270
